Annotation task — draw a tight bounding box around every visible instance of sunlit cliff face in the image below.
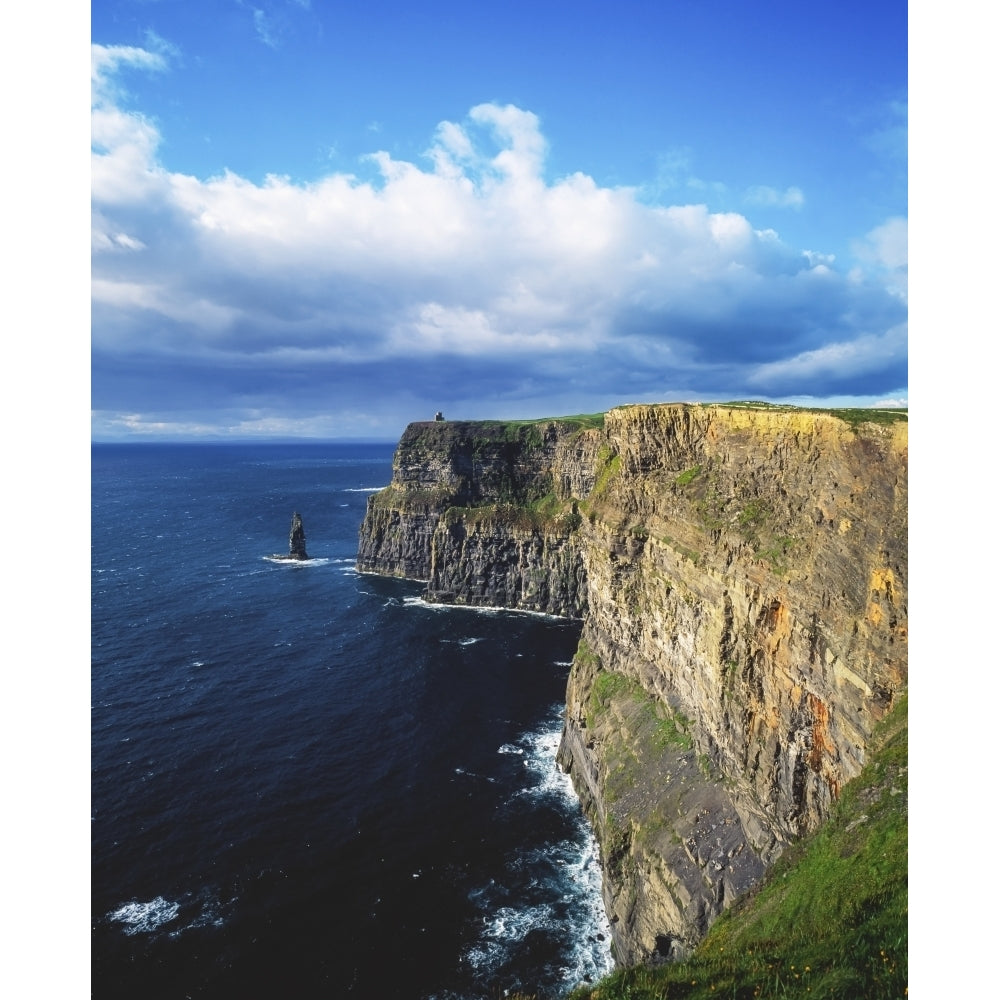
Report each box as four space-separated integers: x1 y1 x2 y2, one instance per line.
357 403 907 961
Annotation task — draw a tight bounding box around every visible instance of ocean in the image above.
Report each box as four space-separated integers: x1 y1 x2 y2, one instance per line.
91 442 613 999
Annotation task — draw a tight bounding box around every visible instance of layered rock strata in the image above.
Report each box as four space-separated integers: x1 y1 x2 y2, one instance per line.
356 418 596 615
356 404 908 965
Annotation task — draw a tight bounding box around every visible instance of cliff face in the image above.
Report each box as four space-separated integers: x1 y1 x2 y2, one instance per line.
356 404 908 965
356 418 597 615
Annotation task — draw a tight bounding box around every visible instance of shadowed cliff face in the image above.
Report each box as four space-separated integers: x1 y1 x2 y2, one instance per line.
356 404 908 965
356 418 595 614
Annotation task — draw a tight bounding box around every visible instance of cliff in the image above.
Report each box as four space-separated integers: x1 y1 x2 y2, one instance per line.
356 417 600 615
356 403 908 966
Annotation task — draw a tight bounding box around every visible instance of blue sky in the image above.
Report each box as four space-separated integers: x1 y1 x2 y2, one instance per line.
91 0 908 440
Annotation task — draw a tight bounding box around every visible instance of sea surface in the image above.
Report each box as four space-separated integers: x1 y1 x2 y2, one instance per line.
92 443 613 999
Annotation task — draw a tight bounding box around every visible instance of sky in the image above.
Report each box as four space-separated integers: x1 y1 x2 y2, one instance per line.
92 0 907 440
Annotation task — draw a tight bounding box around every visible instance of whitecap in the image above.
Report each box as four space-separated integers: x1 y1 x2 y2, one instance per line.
463 902 556 972
464 711 614 990
108 896 180 936
342 487 386 492
400 596 564 619
185 900 226 931
262 556 331 567
454 767 497 783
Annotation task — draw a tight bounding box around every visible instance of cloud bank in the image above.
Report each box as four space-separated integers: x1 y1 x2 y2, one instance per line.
92 44 907 439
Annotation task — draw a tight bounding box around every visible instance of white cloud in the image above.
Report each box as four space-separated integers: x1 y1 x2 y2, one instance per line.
91 45 171 207
142 30 182 62
866 99 907 162
91 44 907 435
253 9 277 48
747 323 907 390
855 217 908 270
91 44 168 99
803 249 836 268
639 147 727 203
91 221 146 254
852 217 907 298
744 185 805 209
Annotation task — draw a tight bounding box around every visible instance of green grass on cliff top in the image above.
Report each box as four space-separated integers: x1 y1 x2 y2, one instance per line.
717 401 908 427
479 412 607 429
464 403 906 432
435 404 906 433
555 691 908 1000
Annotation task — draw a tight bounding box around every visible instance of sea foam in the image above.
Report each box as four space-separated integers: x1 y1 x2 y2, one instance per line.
460 708 614 992
262 556 331 567
108 896 180 936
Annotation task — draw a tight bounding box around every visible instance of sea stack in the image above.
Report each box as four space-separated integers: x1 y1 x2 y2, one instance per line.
288 512 308 560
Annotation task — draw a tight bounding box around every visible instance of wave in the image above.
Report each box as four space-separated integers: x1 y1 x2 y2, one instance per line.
106 890 229 939
262 556 331 566
342 487 386 493
400 596 564 620
107 896 180 936
454 766 497 784
463 902 557 971
458 712 613 993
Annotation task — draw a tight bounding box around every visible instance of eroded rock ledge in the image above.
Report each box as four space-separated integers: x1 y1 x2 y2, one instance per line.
356 403 908 966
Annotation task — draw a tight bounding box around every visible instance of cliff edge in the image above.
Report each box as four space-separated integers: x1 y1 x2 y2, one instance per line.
356 403 908 966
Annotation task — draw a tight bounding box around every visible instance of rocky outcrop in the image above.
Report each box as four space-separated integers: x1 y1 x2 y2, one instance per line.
356 403 908 965
273 511 309 561
289 512 308 559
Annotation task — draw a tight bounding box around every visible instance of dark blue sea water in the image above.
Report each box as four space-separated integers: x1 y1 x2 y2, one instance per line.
91 443 612 999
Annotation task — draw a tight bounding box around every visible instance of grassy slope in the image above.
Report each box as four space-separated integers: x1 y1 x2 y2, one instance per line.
557 692 907 1000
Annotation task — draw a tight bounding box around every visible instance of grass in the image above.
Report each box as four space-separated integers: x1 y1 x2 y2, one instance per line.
474 412 606 431
653 712 694 752
586 669 695 757
575 636 602 670
718 401 908 428
566 692 908 1000
440 493 583 533
754 536 795 575
591 448 623 501
675 465 702 487
737 500 768 528
818 407 908 428
587 670 636 728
